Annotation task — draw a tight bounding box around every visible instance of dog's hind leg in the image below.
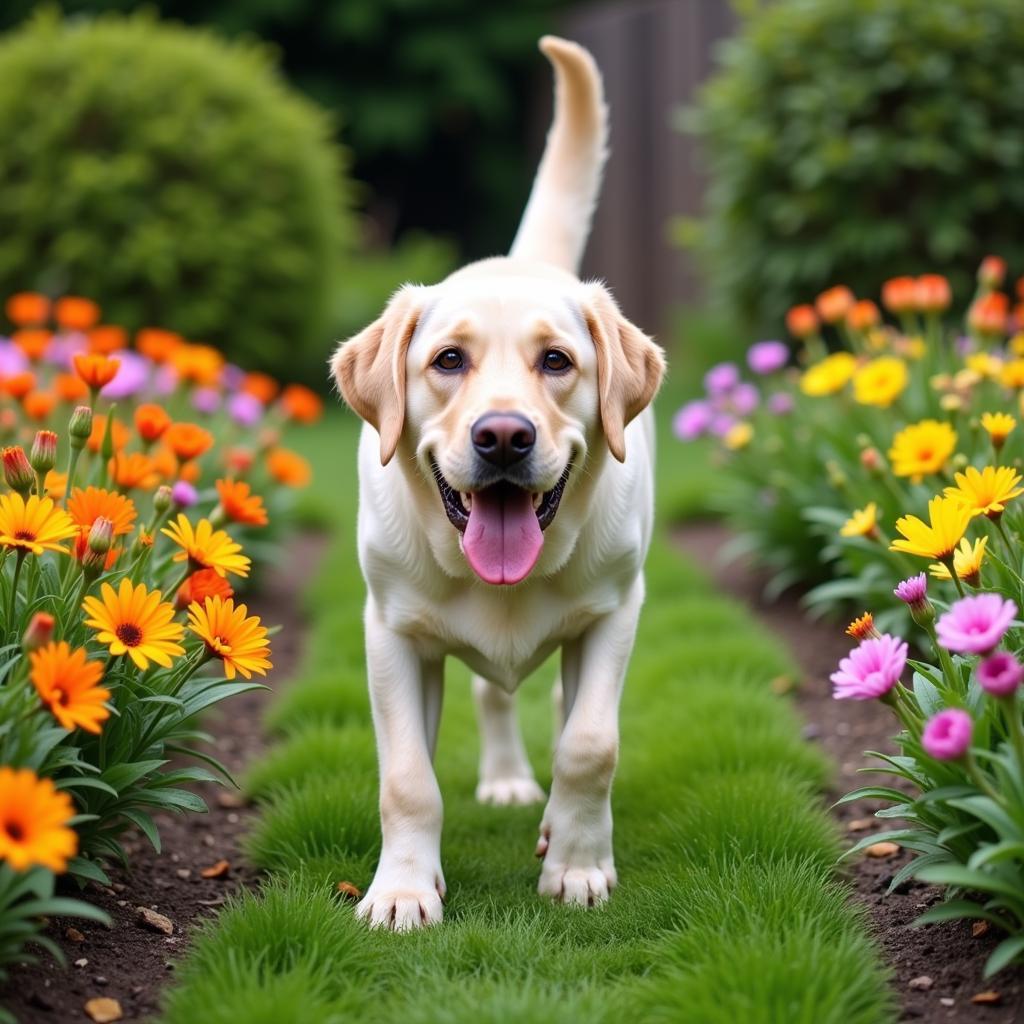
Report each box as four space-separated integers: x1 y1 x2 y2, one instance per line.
473 675 546 806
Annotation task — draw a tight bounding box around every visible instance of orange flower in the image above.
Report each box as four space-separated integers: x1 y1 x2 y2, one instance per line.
969 292 1009 336
72 531 120 570
176 567 234 611
43 470 67 500
88 325 127 355
225 447 255 475
785 304 819 339
266 448 312 488
4 371 36 399
12 329 52 361
135 327 183 364
815 285 855 324
54 373 89 403
846 299 880 332
172 344 223 386
134 403 171 444
979 255 1007 289
109 452 159 491
87 414 130 454
242 372 279 404
280 384 323 424
0 767 77 872
5 292 50 326
73 352 120 391
29 641 110 734
164 422 214 463
22 391 57 422
55 296 100 331
68 487 137 537
882 276 917 315
215 479 268 527
916 274 951 314
150 445 178 481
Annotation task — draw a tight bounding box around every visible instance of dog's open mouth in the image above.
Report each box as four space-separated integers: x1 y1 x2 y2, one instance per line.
431 462 571 586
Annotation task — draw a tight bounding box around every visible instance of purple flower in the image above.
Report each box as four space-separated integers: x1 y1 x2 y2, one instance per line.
153 365 179 395
731 382 760 416
977 651 1024 697
894 573 928 606
921 709 973 761
45 334 87 370
936 594 1018 655
191 387 222 415
708 413 738 438
830 633 908 700
747 340 788 375
227 391 265 428
171 481 198 509
704 362 740 396
768 392 794 416
221 363 246 391
0 340 28 377
101 351 150 400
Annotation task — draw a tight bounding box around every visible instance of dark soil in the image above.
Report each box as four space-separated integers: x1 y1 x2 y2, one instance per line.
1 533 327 1024
676 521 1024 1023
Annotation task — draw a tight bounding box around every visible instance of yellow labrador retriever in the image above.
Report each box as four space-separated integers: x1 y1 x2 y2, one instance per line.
332 36 665 930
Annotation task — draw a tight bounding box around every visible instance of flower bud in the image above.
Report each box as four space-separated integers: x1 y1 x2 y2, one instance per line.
29 430 58 475
153 485 173 516
978 255 1006 291
171 481 198 509
860 447 882 473
2 445 34 495
87 516 114 555
22 612 55 652
68 405 93 449
131 530 154 557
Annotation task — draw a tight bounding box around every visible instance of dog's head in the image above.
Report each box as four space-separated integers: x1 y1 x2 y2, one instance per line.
332 264 665 585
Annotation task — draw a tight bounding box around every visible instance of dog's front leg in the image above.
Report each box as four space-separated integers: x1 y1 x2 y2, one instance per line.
357 602 445 930
536 580 643 906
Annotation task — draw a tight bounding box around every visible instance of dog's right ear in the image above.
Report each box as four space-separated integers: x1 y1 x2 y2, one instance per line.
330 285 425 465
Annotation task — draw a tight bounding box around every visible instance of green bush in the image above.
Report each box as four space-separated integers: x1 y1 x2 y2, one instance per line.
0 10 355 379
691 0 1024 328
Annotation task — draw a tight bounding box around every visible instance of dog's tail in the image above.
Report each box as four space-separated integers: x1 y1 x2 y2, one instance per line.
508 36 608 274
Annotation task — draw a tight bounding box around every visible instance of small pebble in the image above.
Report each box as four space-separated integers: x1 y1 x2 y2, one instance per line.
865 841 900 859
972 920 990 938
908 976 933 990
136 906 174 936
84 997 122 1023
65 926 85 943
847 818 873 832
972 991 1001 1006
940 998 955 1007
75 958 88 968
175 868 192 880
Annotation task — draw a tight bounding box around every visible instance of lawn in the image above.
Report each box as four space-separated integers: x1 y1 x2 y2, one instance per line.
156 351 895 1023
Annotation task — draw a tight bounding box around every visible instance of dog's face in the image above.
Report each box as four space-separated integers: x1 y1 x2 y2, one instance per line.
333 266 664 585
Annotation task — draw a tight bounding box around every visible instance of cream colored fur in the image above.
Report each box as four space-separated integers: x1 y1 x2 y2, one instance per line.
331 35 665 930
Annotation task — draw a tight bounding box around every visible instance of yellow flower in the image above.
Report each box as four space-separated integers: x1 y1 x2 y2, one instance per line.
723 422 753 451
187 596 272 680
967 352 1003 380
1011 333 1024 358
980 412 1016 449
846 612 880 641
852 357 908 408
82 578 185 670
890 496 972 561
799 352 857 397
888 420 957 482
840 502 879 539
930 537 988 588
1002 360 1024 389
0 493 78 556
0 767 77 872
161 515 251 579
943 465 1024 519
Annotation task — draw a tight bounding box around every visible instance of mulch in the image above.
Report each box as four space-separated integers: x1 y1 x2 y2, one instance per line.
676 521 1024 1024
0 532 327 1024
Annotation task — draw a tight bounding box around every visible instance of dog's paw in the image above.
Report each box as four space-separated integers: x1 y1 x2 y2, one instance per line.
535 821 616 907
356 873 445 931
475 776 546 806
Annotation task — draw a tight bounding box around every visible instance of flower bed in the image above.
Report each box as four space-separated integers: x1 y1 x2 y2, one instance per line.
0 291 317 1004
679 258 1024 975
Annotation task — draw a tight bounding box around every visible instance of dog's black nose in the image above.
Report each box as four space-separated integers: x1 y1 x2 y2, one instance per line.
471 412 536 467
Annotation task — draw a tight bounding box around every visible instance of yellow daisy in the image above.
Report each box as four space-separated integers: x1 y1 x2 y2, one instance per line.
0 493 78 556
890 496 972 562
840 503 879 539
723 422 753 451
161 515 251 579
852 357 908 408
967 352 1003 380
82 578 185 670
799 352 857 397
888 420 957 482
930 537 988 588
187 596 272 680
1002 360 1024 389
943 465 1024 520
980 412 1016 449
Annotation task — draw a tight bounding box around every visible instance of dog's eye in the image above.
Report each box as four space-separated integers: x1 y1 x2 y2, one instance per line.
433 348 465 372
541 349 572 373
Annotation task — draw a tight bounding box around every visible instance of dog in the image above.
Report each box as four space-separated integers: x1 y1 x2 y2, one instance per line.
331 35 665 930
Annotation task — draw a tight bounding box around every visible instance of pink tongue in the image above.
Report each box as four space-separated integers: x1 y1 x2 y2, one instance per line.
463 484 544 585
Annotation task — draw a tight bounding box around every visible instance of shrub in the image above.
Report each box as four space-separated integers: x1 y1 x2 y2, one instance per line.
0 11 355 380
691 0 1024 329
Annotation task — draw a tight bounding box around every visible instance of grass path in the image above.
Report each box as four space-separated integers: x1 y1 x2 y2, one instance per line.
157 411 894 1024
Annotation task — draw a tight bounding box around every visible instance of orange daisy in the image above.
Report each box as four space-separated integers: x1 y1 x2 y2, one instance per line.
109 452 159 491
73 352 120 391
176 568 234 611
82 578 185 670
12 329 52 361
22 390 57 422
188 596 272 680
134 404 171 445
215 479 268 527
164 422 214 463
87 325 127 355
5 292 50 327
172 344 222 387
55 296 101 331
68 487 137 537
29 641 110 734
135 327 183 364
266 448 312 488
87 414 130 455
54 373 89 403
3 371 36 400
0 767 77 872
242 372 279 404
279 384 323 423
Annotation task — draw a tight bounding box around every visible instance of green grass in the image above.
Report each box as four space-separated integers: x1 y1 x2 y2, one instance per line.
158 387 894 1023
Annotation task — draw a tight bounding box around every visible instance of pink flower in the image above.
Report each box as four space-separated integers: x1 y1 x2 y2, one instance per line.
704 362 740 396
936 594 1017 655
673 401 713 441
894 573 927 606
977 651 1024 697
768 392 794 416
921 709 973 761
747 340 788 375
831 633 908 700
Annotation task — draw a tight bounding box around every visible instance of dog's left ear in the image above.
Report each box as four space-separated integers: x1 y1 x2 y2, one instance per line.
581 283 666 462
330 284 426 465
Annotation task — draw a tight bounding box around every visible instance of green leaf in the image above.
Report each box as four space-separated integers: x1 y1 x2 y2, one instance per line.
985 934 1024 977
914 899 1008 928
